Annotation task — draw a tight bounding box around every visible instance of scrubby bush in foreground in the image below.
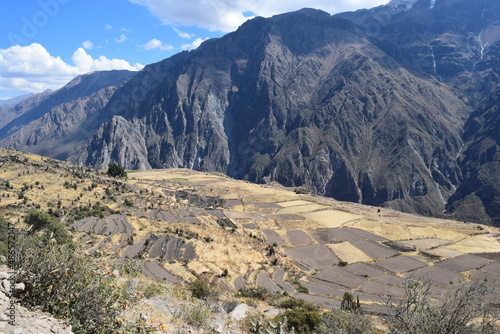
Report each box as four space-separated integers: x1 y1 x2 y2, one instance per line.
13 234 123 333
386 278 498 334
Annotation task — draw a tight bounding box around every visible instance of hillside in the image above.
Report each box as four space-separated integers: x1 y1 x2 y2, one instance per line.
0 149 499 332
0 0 499 226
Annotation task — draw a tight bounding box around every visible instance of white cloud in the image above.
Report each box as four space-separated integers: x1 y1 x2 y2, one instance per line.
0 43 143 96
173 27 195 39
129 0 389 32
115 34 127 43
105 24 113 29
82 40 94 50
181 38 208 50
140 39 174 51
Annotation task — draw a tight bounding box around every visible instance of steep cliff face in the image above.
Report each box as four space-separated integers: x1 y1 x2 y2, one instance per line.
446 89 500 225
3 0 499 225
72 7 473 218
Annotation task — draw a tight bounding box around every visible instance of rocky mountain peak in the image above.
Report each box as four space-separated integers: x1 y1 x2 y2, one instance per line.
1 3 499 226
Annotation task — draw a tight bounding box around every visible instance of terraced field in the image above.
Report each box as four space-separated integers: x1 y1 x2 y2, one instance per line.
1 151 499 316
104 168 500 314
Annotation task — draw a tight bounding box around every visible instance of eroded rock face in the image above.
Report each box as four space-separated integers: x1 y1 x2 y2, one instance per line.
446 89 500 225
70 7 474 218
0 70 136 161
1 1 499 225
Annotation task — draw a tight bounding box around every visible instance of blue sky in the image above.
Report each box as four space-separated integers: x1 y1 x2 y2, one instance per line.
0 0 389 99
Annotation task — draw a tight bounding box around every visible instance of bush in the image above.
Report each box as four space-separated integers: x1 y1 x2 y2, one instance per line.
13 233 123 333
275 297 321 333
291 280 309 294
189 279 218 300
275 308 322 333
123 198 134 207
386 278 498 334
279 298 319 312
0 217 10 264
317 309 376 334
25 209 71 244
178 302 213 329
237 286 270 300
107 162 127 178
143 282 170 298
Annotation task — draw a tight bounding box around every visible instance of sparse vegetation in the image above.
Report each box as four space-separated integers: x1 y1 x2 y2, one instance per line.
1 150 499 334
176 301 213 330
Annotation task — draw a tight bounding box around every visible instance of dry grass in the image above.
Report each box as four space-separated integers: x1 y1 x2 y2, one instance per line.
327 242 373 263
277 203 330 214
304 210 363 228
2 150 500 332
277 200 314 207
447 235 500 253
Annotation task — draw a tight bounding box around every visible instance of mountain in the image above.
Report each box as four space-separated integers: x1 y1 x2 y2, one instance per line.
446 89 500 225
0 70 136 160
2 0 499 226
0 92 35 107
0 90 53 129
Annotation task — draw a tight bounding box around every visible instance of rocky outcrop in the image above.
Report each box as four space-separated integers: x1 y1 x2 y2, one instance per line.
73 116 151 170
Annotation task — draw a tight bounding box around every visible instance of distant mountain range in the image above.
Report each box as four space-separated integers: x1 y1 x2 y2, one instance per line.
0 0 499 226
0 93 35 107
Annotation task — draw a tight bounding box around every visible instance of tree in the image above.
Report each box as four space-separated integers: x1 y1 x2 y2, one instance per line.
386 278 497 334
107 162 127 178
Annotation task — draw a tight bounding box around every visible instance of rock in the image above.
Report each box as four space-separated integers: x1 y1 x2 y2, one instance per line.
0 312 9 321
229 303 251 321
14 283 24 296
263 308 281 317
213 321 224 333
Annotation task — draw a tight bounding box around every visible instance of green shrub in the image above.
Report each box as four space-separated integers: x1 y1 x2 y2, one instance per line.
291 280 309 294
0 217 10 264
25 209 71 244
237 286 270 300
189 279 218 300
274 297 322 333
279 298 319 312
275 308 322 333
107 163 127 178
13 233 123 333
143 282 170 298
123 198 134 207
112 258 142 277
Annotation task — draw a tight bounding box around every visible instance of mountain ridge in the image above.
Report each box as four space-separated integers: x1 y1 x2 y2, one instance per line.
1 0 499 226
